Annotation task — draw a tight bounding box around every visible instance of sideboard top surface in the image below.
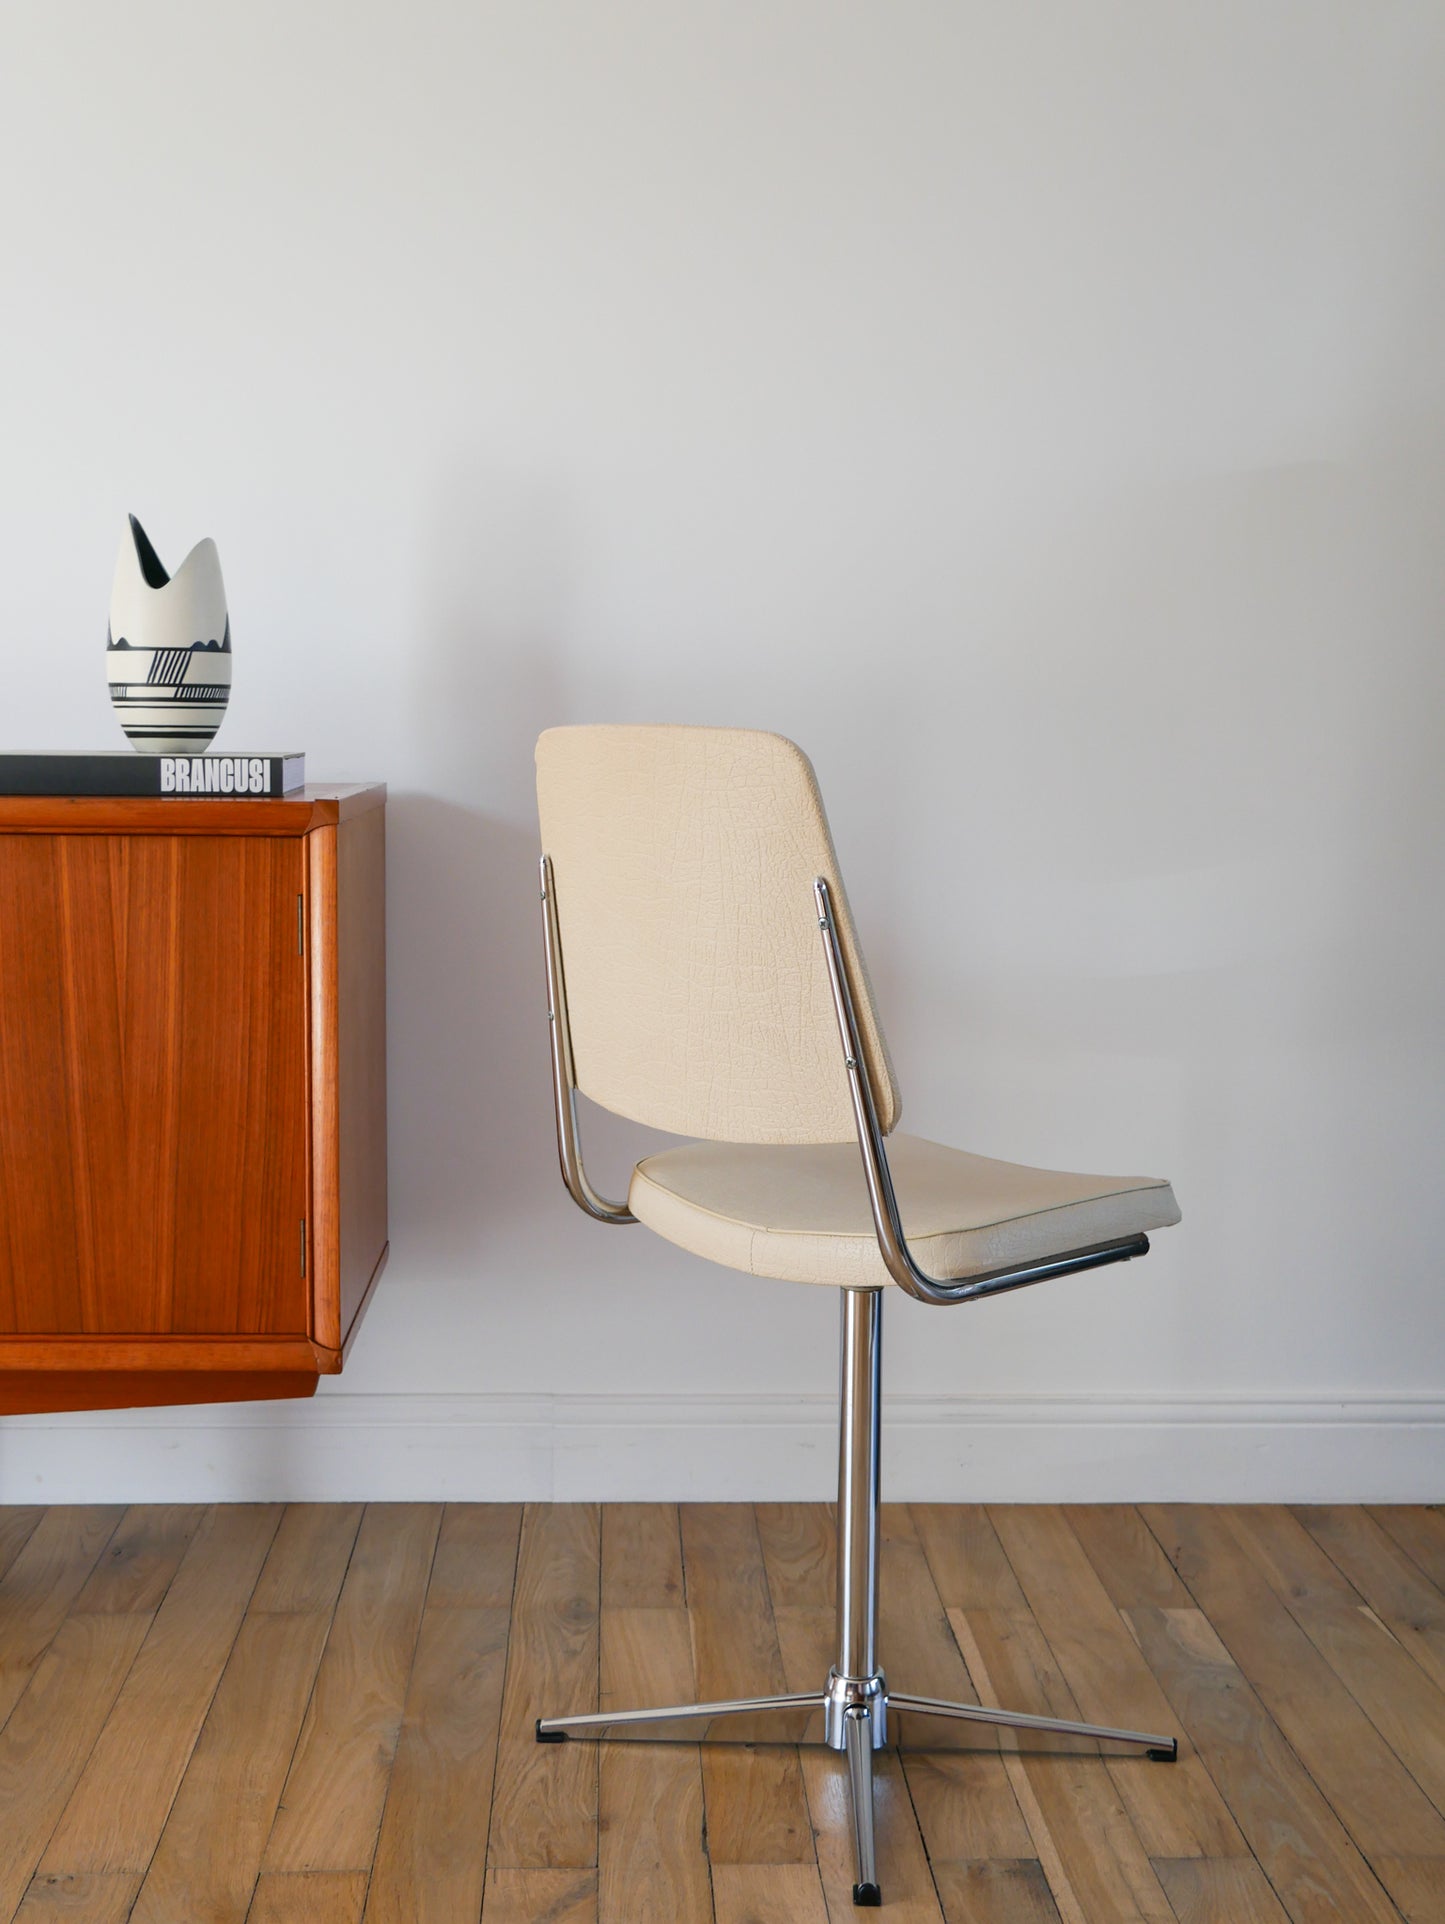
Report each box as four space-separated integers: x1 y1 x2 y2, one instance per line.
0 783 385 836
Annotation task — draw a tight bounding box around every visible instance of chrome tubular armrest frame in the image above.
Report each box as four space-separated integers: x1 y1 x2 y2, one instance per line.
540 854 636 1224
813 877 1148 1306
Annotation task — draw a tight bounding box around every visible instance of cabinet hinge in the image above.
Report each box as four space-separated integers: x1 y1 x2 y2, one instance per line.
301 1219 308 1278
297 894 305 956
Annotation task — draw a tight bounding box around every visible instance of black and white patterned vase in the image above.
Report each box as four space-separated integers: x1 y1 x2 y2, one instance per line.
107 515 231 754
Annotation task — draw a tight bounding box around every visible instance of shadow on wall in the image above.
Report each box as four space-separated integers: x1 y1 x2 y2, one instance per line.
386 797 558 1260
383 466 587 1276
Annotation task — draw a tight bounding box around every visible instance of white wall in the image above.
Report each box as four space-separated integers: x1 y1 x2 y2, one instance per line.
2 0 1442 1502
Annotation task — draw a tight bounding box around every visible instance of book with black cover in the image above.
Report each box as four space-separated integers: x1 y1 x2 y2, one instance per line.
0 752 306 798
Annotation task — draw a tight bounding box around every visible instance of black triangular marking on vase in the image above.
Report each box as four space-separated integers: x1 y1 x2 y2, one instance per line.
128 514 170 589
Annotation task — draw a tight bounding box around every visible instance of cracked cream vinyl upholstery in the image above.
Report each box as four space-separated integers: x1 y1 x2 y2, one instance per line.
536 725 899 1142
536 724 1180 1289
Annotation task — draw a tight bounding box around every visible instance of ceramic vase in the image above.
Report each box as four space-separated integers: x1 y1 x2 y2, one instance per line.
107 515 231 753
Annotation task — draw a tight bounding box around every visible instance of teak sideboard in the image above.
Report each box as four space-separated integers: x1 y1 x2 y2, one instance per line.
0 785 387 1415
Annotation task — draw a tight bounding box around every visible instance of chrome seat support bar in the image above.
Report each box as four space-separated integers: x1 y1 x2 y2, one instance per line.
813 876 1149 1304
540 855 635 1223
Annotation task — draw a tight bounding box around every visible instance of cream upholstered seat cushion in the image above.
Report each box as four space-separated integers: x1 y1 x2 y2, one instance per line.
629 1134 1181 1290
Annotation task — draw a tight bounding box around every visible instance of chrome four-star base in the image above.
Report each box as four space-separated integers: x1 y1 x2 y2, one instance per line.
535 1289 1178 1907
536 1679 1175 1908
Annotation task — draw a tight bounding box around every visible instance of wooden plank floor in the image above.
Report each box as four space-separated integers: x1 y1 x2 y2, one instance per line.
1 1504 1443 1922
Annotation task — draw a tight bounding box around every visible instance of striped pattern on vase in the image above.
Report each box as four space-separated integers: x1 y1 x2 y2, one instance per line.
108 515 231 754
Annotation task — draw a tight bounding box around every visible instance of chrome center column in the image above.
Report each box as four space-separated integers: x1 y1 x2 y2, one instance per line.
825 1286 886 1750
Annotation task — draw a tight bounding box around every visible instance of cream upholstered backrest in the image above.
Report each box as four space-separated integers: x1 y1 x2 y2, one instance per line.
536 725 900 1144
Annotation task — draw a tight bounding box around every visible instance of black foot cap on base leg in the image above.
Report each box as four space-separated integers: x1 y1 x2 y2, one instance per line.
536 1720 568 1743
1146 1739 1178 1762
852 1883 882 1907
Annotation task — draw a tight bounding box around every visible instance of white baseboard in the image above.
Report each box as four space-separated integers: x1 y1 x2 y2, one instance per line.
2 1391 1442 1504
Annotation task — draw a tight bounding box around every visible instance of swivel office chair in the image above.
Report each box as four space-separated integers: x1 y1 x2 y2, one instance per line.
533 725 1181 1907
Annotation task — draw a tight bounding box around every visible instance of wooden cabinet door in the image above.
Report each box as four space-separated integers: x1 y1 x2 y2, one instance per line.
0 834 309 1335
